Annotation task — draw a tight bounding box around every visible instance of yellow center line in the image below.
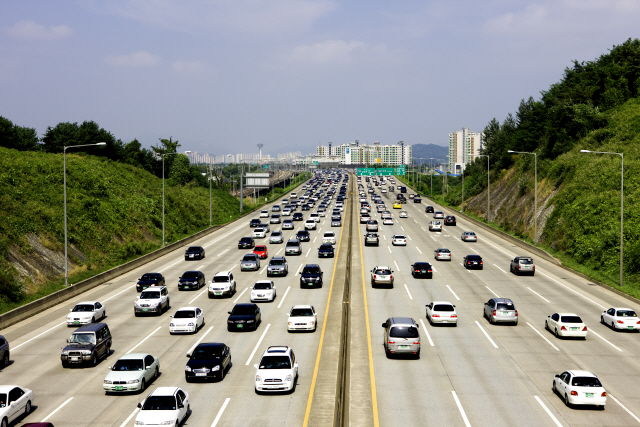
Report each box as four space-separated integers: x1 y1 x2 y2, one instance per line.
303 180 350 427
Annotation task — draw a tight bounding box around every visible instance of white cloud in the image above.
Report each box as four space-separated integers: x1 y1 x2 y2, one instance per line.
172 60 206 73
104 51 161 67
287 40 388 65
6 20 73 40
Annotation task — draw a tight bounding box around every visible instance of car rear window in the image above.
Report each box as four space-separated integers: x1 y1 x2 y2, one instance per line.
375 269 391 275
560 316 583 323
496 303 514 310
253 282 272 290
571 376 602 387
291 308 314 317
520 259 533 264
389 326 419 338
213 276 229 282
617 310 637 317
434 305 454 312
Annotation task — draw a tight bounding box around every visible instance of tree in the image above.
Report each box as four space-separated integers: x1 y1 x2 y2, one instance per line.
151 137 181 178
41 120 121 159
168 154 192 186
0 116 39 151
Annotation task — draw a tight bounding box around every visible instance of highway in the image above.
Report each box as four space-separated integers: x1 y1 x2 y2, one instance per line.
3 171 640 426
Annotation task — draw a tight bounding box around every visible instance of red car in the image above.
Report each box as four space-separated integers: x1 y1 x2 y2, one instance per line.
253 245 268 259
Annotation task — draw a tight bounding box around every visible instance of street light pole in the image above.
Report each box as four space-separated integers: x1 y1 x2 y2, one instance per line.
162 151 191 246
429 158 434 198
478 155 490 221
64 142 107 286
508 150 537 242
209 162 212 226
581 149 624 287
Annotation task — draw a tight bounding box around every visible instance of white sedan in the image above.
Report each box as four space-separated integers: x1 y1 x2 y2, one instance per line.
601 307 640 331
253 228 267 238
0 385 33 425
169 307 205 334
66 301 106 326
545 313 587 339
383 217 394 225
426 301 458 325
392 235 407 246
103 353 160 393
399 210 408 218
250 280 276 302
323 232 336 245
260 210 269 218
428 221 442 231
287 305 317 332
553 370 606 408
135 387 190 427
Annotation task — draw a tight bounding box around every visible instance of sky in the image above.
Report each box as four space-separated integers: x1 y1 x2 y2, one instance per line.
1 1 639 156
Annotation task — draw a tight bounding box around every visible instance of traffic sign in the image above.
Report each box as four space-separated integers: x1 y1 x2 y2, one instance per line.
375 168 395 176
263 164 269 169
396 165 406 176
357 168 375 176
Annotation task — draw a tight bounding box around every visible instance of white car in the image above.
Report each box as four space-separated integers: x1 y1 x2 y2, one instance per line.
0 386 33 425
399 210 408 218
433 211 444 219
383 217 394 225
282 208 292 216
208 271 236 298
426 302 458 325
287 305 317 332
253 228 267 238
323 232 336 245
260 210 269 218
392 235 407 246
381 188 387 193
545 313 587 339
254 346 298 393
305 219 317 230
67 301 106 326
310 213 321 223
601 307 640 331
429 221 442 231
169 307 204 334
135 387 190 427
250 280 276 302
103 353 160 393
553 370 606 408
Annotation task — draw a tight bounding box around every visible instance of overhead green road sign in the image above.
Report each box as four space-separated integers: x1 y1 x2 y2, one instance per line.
396 165 406 176
313 161 319 165
357 168 375 176
263 164 269 169
375 168 395 176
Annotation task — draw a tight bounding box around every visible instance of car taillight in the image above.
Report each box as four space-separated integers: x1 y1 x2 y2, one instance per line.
517 265 521 270
433 314 440 317
618 320 624 324
515 310 518 317
390 275 393 280
561 326 567 331
428 270 432 273
601 392 607 397
413 341 420 345
451 315 457 318
492 310 496 316
387 340 395 344
583 326 587 331
480 261 483 264
571 391 578 396
373 275 377 279
532 265 535 270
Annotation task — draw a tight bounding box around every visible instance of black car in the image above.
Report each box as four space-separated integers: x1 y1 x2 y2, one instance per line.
178 271 205 291
318 244 335 258
444 216 457 226
414 196 422 203
227 303 261 331
136 273 165 292
300 264 323 288
463 255 483 270
411 262 433 279
238 237 255 249
185 343 231 382
61 323 112 367
425 206 434 213
302 204 311 211
184 246 205 260
293 212 304 221
296 230 311 242
249 219 261 228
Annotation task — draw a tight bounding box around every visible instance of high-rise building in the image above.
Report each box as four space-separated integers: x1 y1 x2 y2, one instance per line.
448 128 483 174
315 141 410 165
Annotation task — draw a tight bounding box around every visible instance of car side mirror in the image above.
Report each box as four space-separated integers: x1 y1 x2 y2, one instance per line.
137 403 142 408
254 364 258 369
170 315 174 318
382 323 387 328
294 363 299 369
146 366 151 370
228 312 232 315
178 403 184 409
554 374 559 378
66 339 70 343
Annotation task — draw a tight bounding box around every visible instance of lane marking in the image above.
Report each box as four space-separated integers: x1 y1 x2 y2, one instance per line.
451 391 472 427
187 326 214 355
13 321 66 351
534 395 563 427
470 248 479 254
404 284 413 300
394 261 400 271
296 263 304 275
260 264 268 274
277 286 291 309
609 393 640 424
538 271 606 309
383 235 386 240
210 398 231 427
407 235 412 241
493 264 507 273
158 258 184 273
233 287 248 303
526 322 559 351
195 264 205 271
245 323 271 365
421 227 426 231
475 321 499 348
306 248 311 257
218 249 229 257
589 329 623 352
527 287 550 303
276 248 283 255
485 286 499 298
42 397 74 422
388 246 392 253
430 236 436 241
313 236 317 243
419 319 434 346
127 326 162 354
400 226 405 231
447 285 460 301
102 285 136 303
119 408 139 427
188 289 208 305
416 247 422 254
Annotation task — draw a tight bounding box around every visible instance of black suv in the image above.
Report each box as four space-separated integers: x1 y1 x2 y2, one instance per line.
238 237 255 249
425 206 434 213
178 271 206 291
137 273 165 292
444 216 457 226
300 264 324 288
61 323 112 367
249 219 261 228
411 262 433 279
184 246 205 260
227 304 261 331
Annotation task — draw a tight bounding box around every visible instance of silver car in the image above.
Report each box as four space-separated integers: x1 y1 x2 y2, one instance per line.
371 266 394 288
510 256 535 276
382 317 421 358
240 254 260 271
433 211 444 219
266 256 288 277
285 239 302 256
434 248 452 261
282 219 294 230
484 298 518 325
270 214 281 224
461 231 477 242
269 231 284 244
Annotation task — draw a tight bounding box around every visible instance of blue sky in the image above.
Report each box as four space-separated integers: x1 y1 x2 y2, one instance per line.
1 1 638 156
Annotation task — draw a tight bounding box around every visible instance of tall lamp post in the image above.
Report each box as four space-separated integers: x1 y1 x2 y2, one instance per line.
477 154 490 221
508 150 537 242
581 149 624 287
162 151 191 246
429 158 434 197
64 142 107 286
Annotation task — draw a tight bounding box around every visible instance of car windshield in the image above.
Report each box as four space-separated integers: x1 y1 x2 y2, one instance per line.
437 249 450 253
519 259 533 264
320 245 332 250
187 247 201 252
255 246 266 251
142 395 177 411
291 308 314 316
181 272 199 279
259 355 291 369
253 282 272 290
174 310 195 318
324 233 334 237
270 259 285 266
242 255 257 261
140 274 158 281
112 358 144 371
191 346 222 360
434 305 455 312
394 236 405 239
496 303 514 310
561 316 583 323
231 305 254 315
389 326 419 338
571 376 602 387
140 291 160 299
617 310 637 317
213 276 229 282
286 242 299 247
69 333 96 344
303 267 320 274
271 231 281 236
72 304 95 312
375 269 391 275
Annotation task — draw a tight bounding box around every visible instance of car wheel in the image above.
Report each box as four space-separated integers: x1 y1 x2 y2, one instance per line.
91 316 95 323
2 352 8 368
552 381 557 393
612 321 616 330
564 393 570 407
141 379 146 391
545 321 548 331
25 400 31 415
92 353 98 366
1 417 7 427
555 328 560 338
154 367 159 380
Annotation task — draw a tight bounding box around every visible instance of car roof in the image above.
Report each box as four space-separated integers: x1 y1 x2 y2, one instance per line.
72 322 108 332
466 254 482 258
119 353 151 360
493 298 514 303
235 303 257 308
556 312 581 317
270 256 286 261
389 317 417 326
0 385 27 393
566 370 597 377
304 263 320 268
290 305 313 310
149 387 180 397
431 301 455 306
436 248 450 251
375 266 391 269
255 280 273 285
74 301 99 305
263 345 291 355
214 271 232 276
195 342 224 348
175 306 199 312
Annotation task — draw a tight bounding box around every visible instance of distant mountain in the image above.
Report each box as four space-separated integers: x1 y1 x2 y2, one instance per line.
411 144 448 164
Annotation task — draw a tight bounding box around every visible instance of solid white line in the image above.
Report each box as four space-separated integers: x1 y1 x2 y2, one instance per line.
394 261 400 271
538 271 606 309
188 289 208 305
188 326 214 355
210 398 231 427
218 249 229 257
485 286 499 298
42 397 74 422
589 329 623 352
534 396 563 427
13 321 66 351
419 319 434 346
246 324 271 365
493 264 507 273
388 246 392 253
446 285 460 300
451 391 472 427
102 285 136 303
127 326 162 354
526 322 559 351
404 284 413 300
416 247 422 254
277 286 291 309
119 408 139 427
527 287 550 303
233 287 248 303
475 321 499 348
609 393 640 424
306 248 311 257
296 264 303 275
158 257 184 273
